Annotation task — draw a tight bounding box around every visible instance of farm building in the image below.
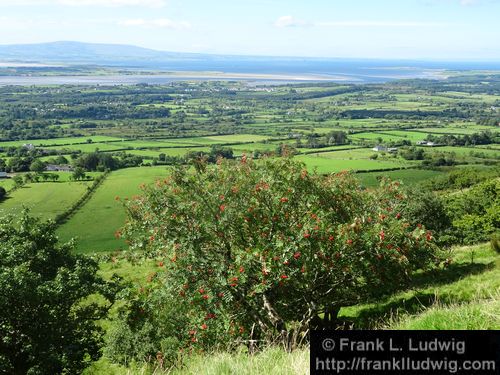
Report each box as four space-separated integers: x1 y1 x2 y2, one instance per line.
372 145 398 153
0 171 8 179
46 164 73 172
22 143 35 150
416 141 437 146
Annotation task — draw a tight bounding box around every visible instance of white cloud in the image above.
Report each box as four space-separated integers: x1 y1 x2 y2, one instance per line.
274 16 309 28
118 18 190 29
0 0 166 7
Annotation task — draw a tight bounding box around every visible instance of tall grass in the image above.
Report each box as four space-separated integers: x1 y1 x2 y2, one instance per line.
85 347 309 375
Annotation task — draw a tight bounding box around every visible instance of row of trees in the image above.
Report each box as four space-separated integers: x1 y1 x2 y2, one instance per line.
294 131 349 149
72 152 142 172
425 131 498 146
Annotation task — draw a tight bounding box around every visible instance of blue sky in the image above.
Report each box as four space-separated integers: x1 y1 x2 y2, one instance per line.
0 0 498 59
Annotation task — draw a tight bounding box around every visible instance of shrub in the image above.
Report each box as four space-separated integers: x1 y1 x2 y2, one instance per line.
105 292 187 367
398 186 452 246
0 186 6 200
445 179 500 244
0 213 119 374
117 157 442 363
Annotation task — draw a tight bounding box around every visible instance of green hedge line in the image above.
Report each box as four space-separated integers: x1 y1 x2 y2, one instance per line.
54 171 110 226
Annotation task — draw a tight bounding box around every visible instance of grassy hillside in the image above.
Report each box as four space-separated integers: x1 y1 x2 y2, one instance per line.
340 243 500 329
84 241 499 374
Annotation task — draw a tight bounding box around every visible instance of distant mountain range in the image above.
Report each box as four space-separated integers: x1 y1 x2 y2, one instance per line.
0 41 329 65
0 41 339 73
0 41 217 64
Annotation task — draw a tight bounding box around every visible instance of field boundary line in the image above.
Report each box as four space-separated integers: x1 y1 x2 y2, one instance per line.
54 170 110 227
300 146 363 155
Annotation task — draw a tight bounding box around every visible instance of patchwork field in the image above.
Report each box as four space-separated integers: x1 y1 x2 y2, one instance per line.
1 74 499 374
57 166 169 253
1 78 499 255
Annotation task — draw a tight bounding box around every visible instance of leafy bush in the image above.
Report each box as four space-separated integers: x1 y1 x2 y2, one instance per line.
0 186 6 200
105 292 186 367
0 213 119 374
445 179 499 244
116 157 441 365
397 186 453 246
422 167 499 191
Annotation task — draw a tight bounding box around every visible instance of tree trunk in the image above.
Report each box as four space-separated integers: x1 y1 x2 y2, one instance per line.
262 294 288 348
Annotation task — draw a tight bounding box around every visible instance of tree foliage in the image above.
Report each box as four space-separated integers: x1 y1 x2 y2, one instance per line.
0 213 119 374
445 179 500 244
115 158 442 364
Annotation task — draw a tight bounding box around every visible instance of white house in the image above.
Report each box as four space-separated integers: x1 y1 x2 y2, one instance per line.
0 171 8 179
46 164 73 172
372 145 388 152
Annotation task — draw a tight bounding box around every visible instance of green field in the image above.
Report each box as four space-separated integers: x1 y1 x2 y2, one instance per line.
125 147 211 158
411 126 498 135
54 143 128 153
350 131 428 143
0 181 91 221
295 148 416 173
204 134 271 143
299 145 362 154
296 156 408 173
349 132 402 142
163 134 273 145
422 146 500 158
0 136 124 148
377 130 431 142
57 166 169 253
